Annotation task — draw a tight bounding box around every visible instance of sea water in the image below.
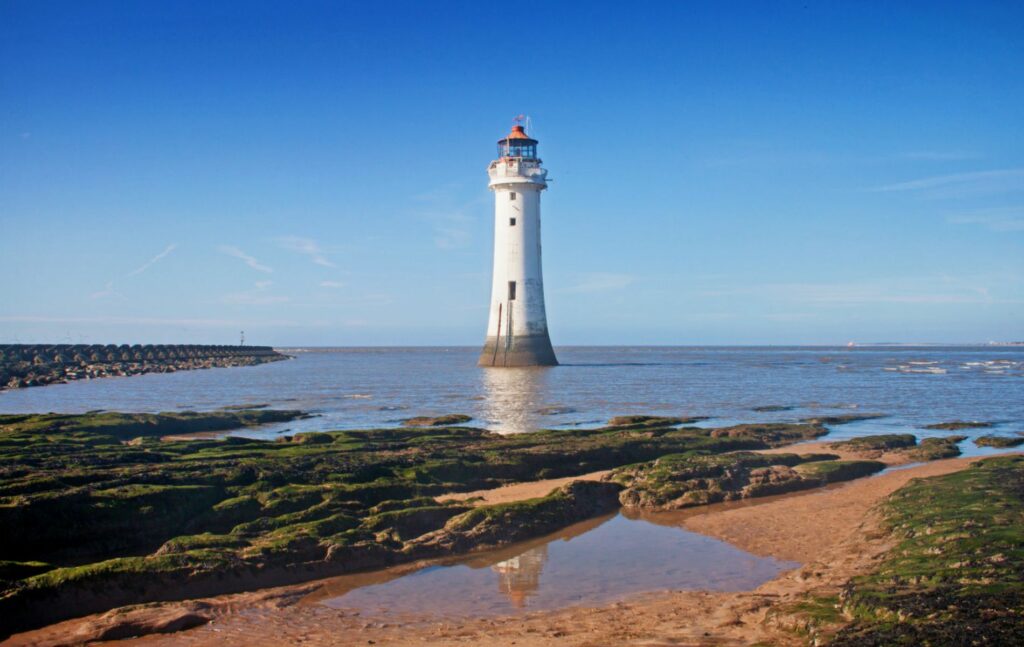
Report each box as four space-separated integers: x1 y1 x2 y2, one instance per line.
1 346 1021 450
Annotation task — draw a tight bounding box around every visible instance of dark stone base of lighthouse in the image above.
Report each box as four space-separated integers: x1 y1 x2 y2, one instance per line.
478 334 558 367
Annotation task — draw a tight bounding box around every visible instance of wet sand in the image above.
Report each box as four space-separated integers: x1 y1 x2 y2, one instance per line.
439 470 612 505
4 452 1002 647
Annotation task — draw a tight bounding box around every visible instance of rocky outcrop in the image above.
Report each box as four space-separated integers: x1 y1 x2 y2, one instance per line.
406 481 623 554
829 434 967 461
610 452 885 510
401 414 473 427
923 420 993 430
975 435 1024 448
0 344 288 391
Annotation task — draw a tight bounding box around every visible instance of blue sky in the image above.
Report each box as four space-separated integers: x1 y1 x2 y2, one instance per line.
2 0 1022 345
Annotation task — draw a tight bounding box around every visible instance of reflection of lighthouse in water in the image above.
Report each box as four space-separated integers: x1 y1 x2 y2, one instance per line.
479 366 550 433
491 545 548 608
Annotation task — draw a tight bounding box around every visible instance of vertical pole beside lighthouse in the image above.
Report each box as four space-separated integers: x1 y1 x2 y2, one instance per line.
479 122 558 367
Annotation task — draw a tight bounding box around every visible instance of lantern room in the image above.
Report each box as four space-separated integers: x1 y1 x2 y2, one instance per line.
497 125 538 159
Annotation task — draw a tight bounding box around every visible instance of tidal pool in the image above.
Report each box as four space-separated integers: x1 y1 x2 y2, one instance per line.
308 511 798 618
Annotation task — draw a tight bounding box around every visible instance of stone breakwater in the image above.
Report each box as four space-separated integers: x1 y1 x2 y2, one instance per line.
0 344 288 390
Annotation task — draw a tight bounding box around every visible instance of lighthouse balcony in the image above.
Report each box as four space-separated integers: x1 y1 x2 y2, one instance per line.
488 160 546 183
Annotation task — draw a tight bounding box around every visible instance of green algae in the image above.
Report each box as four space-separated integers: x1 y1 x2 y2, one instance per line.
792 460 886 483
904 436 965 461
975 435 1024 448
801 414 887 425
401 414 473 427
829 433 966 462
828 456 1024 645
0 411 862 636
829 434 917 452
409 481 622 552
924 420 994 431
609 452 879 510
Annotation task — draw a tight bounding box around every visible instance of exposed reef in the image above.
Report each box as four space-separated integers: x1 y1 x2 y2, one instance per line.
828 434 966 461
610 452 884 510
923 420 994 430
0 344 288 391
400 414 473 427
975 435 1024 448
827 456 1024 645
0 413 835 636
801 413 888 425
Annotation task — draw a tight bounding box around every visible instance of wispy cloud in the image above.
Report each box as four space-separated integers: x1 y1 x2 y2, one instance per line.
947 206 1024 232
277 236 336 267
870 168 1024 198
562 272 635 293
218 245 273 273
90 243 177 299
319 280 345 289
127 244 177 277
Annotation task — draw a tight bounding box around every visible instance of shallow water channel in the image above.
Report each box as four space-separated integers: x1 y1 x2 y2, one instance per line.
303 511 798 618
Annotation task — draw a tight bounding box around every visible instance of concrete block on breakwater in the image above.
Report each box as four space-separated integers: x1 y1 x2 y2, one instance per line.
0 344 288 390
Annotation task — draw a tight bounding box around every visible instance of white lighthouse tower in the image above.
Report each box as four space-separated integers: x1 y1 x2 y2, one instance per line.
479 120 558 367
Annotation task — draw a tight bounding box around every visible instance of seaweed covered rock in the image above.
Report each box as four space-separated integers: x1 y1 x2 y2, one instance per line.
801 413 887 425
610 451 881 510
1 408 816 636
604 415 708 429
830 456 1024 646
709 422 829 446
904 435 965 461
828 434 917 454
401 414 473 427
924 420 993 431
830 433 968 461
406 480 622 553
975 435 1024 448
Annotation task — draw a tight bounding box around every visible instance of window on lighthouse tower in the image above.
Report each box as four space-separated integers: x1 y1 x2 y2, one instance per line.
509 192 517 200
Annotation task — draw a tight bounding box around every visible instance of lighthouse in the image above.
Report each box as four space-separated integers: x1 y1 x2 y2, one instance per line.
478 121 558 367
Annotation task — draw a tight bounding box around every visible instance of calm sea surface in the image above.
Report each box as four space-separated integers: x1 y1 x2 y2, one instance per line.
1 346 1022 449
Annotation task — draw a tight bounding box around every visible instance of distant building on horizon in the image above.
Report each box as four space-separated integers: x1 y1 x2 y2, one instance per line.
478 121 558 367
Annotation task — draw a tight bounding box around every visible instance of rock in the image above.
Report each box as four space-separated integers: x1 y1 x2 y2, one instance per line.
801 413 887 425
71 603 211 643
975 435 1024 448
612 452 883 510
401 414 473 427
534 406 577 415
407 481 622 553
924 420 994 430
